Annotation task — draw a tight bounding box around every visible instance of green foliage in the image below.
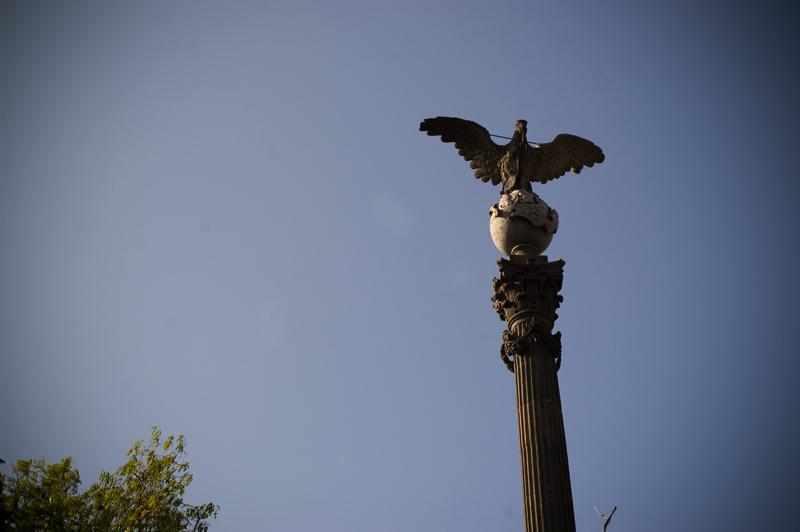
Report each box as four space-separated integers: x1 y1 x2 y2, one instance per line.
0 427 218 531
0 457 85 530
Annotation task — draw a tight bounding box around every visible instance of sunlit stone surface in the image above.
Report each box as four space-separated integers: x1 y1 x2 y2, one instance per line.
489 189 559 256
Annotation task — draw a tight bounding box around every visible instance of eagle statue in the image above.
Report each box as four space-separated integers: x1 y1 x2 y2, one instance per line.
419 116 604 194
419 116 605 256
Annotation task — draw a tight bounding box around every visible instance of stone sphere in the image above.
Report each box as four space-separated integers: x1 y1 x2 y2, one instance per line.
489 190 559 256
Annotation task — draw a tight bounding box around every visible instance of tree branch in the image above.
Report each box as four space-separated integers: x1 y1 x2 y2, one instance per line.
593 505 617 532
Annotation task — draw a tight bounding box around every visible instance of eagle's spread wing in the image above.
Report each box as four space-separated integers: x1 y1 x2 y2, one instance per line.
420 116 506 186
531 134 605 184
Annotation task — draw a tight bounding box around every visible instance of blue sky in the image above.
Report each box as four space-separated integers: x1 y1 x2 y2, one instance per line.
1 1 798 530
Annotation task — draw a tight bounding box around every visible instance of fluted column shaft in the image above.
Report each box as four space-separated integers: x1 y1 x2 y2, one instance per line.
492 256 575 532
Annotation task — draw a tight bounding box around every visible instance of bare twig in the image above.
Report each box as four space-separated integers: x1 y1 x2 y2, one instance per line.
593 505 617 532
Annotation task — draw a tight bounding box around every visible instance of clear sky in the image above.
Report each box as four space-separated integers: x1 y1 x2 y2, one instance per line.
1 1 798 531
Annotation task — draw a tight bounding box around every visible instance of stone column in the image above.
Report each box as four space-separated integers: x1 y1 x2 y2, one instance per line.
492 255 575 532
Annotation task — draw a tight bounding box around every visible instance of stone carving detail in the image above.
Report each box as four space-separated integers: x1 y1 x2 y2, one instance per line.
492 256 564 372
500 329 562 372
489 189 559 256
501 329 531 371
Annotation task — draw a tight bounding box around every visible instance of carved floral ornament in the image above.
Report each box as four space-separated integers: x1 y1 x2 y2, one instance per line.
492 258 565 372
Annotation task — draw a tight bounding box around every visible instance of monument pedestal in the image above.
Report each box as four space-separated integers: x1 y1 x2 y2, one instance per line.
492 256 575 532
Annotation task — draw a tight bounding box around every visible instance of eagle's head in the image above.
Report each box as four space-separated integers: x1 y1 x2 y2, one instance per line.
514 120 528 145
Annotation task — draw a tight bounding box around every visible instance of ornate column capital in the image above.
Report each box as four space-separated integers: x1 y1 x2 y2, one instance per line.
492 256 565 371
